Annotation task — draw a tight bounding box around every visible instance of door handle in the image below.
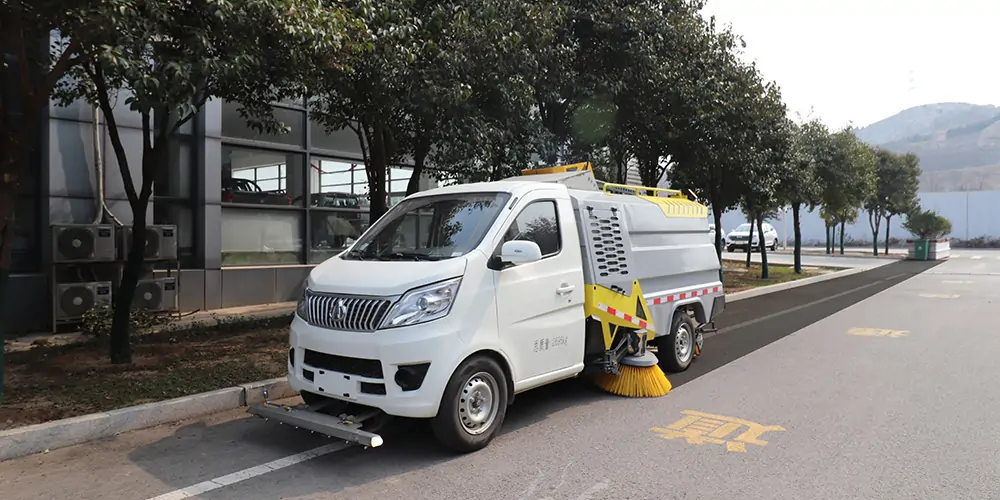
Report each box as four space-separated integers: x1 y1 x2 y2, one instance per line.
556 284 575 295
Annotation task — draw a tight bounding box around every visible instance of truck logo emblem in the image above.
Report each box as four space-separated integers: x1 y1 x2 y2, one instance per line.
330 299 348 322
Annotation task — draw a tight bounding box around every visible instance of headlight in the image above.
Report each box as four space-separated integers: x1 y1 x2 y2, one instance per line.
296 281 310 319
381 277 462 329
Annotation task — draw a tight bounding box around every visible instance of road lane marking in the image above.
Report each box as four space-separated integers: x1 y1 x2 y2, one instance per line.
971 256 983 260
651 410 785 453
919 293 960 299
942 280 974 284
145 442 352 500
847 327 908 338
710 273 907 337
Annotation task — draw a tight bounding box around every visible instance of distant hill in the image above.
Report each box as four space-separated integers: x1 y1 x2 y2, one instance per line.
854 103 1000 191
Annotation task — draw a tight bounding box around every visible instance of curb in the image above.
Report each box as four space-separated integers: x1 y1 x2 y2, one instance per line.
0 266 871 462
0 378 292 462
725 267 867 303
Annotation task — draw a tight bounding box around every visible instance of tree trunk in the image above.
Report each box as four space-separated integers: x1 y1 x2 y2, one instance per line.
839 221 846 255
756 215 768 279
406 133 431 196
825 223 832 254
745 214 753 268
712 202 724 284
366 123 390 222
884 215 892 255
868 210 881 257
792 203 802 274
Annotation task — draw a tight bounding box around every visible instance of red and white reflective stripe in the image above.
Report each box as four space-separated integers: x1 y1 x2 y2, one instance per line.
646 285 722 306
596 303 650 330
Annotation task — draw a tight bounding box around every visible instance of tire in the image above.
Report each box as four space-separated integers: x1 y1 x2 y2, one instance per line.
431 355 509 453
771 240 778 251
658 311 696 373
726 245 734 253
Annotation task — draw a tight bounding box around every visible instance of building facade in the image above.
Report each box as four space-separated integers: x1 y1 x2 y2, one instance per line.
5 94 446 334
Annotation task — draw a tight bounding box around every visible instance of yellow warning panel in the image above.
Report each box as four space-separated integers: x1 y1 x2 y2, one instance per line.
637 195 709 219
650 410 785 453
847 327 908 338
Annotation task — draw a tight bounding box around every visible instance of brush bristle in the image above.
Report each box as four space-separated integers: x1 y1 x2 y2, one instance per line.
591 364 672 398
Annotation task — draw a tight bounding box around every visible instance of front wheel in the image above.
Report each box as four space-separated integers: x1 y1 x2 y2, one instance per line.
431 355 509 453
771 240 778 251
658 312 697 373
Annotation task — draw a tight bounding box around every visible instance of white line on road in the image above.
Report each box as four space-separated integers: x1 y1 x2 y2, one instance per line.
972 256 983 260
145 442 351 500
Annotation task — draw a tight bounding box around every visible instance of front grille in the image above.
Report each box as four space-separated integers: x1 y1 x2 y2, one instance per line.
303 349 384 379
302 291 394 332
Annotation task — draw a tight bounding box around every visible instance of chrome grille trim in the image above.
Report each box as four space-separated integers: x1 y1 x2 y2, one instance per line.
302 290 396 332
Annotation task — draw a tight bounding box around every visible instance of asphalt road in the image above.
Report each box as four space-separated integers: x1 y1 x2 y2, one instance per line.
3 256 999 499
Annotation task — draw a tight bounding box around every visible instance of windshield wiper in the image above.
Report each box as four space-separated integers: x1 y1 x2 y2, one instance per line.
342 249 369 261
384 251 443 261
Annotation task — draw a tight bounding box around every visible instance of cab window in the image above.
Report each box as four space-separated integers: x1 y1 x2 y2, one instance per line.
502 200 561 256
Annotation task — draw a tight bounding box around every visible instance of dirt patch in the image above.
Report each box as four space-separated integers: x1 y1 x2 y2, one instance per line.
723 262 824 293
0 316 292 431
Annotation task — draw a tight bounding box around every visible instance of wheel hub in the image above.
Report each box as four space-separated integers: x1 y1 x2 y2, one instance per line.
675 324 692 361
459 372 499 435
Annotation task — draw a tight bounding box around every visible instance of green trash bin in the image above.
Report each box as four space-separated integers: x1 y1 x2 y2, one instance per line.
911 239 929 260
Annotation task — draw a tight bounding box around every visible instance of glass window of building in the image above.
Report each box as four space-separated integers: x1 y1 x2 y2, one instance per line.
221 100 305 147
221 208 303 266
221 145 305 206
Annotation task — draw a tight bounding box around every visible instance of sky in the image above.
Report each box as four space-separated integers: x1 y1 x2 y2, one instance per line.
699 0 1000 130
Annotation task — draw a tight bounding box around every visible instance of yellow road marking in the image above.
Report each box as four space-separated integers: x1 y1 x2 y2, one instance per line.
919 293 960 299
847 327 908 338
651 410 785 453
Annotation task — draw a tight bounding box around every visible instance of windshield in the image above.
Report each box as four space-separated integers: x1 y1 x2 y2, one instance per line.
734 223 752 232
342 192 512 261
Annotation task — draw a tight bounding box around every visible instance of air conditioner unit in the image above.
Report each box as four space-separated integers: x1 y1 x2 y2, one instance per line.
132 277 177 312
120 225 178 261
51 224 117 263
54 281 113 321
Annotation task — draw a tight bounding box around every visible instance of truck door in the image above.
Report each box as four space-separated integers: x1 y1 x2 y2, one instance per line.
491 192 586 388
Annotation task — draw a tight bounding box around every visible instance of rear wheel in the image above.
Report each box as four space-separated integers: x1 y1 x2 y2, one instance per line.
658 312 696 373
431 355 509 453
771 239 778 251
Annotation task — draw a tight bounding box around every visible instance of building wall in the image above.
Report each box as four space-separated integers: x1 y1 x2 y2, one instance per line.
6 93 446 334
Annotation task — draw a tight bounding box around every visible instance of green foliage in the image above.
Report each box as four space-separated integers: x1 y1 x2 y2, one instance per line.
47 0 367 364
903 209 952 240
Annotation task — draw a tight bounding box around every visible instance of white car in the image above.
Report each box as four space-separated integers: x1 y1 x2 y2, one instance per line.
726 222 778 252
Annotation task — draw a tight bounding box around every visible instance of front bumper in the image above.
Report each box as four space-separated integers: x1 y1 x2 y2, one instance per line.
286 315 464 419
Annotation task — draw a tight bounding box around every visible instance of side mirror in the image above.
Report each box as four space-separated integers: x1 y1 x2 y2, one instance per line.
499 240 543 265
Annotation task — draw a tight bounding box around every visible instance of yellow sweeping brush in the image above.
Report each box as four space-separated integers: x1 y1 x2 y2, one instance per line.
592 363 672 397
590 343 672 398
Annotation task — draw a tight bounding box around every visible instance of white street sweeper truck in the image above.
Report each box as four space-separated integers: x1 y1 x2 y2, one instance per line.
249 162 725 453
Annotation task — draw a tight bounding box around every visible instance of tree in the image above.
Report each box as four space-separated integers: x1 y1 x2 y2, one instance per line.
883 152 921 254
815 128 876 255
775 119 825 273
866 148 902 256
736 83 791 279
54 0 366 364
662 16 765 263
0 0 98 401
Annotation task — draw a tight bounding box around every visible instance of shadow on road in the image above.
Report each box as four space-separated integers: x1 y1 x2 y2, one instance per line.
124 258 944 497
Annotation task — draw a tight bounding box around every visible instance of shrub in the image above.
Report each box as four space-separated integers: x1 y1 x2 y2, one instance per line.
902 209 952 240
81 305 172 339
